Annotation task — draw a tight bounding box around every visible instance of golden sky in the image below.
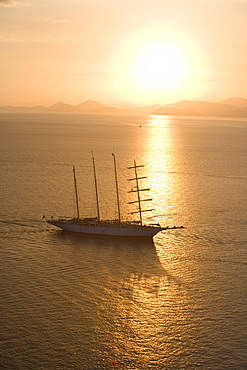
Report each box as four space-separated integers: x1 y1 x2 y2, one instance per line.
0 0 247 106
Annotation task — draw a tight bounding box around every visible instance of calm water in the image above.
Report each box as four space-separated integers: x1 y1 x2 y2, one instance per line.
0 113 246 369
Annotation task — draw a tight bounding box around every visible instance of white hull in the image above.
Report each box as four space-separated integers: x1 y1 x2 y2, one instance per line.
47 220 165 238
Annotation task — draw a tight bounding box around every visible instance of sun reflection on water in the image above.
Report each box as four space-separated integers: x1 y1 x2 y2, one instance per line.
149 115 171 126
87 231 191 368
140 115 183 230
110 266 191 368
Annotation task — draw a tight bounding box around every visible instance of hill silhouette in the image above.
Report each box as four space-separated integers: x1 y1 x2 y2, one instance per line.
0 98 246 117
160 100 236 116
222 97 247 107
152 107 198 116
74 100 106 112
121 104 162 114
48 102 75 112
152 99 247 117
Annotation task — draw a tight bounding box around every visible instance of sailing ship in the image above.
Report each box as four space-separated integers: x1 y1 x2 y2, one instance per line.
46 154 183 238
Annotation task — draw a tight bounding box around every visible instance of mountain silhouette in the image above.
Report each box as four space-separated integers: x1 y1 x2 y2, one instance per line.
75 100 106 112
0 98 246 117
48 102 74 112
159 100 235 116
222 97 247 107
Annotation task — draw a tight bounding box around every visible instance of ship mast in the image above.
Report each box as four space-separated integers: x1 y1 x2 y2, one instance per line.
128 160 153 226
91 152 100 221
112 153 121 222
73 166 80 220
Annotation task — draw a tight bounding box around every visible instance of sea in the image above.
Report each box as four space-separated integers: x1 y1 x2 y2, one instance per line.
0 112 246 369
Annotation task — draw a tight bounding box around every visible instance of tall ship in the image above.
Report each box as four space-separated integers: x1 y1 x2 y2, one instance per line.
46 154 183 238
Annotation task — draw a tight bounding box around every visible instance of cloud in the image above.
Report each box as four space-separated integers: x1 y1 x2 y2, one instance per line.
0 0 14 5
0 32 66 43
0 0 29 6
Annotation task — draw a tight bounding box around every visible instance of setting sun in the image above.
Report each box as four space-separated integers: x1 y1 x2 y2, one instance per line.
108 26 207 105
0 1 246 106
138 44 184 89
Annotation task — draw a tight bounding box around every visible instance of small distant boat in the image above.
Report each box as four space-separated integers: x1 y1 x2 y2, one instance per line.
46 153 183 238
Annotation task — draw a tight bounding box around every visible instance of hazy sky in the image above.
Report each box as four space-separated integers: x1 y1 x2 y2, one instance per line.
0 0 247 106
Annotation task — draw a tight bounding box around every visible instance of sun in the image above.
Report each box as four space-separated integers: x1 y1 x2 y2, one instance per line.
108 28 207 105
137 43 184 89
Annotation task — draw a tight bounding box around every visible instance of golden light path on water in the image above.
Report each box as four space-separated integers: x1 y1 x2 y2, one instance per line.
102 115 194 366
144 115 190 276
142 114 185 230
105 243 192 367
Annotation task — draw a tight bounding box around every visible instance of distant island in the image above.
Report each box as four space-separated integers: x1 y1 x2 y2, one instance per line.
0 97 247 118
